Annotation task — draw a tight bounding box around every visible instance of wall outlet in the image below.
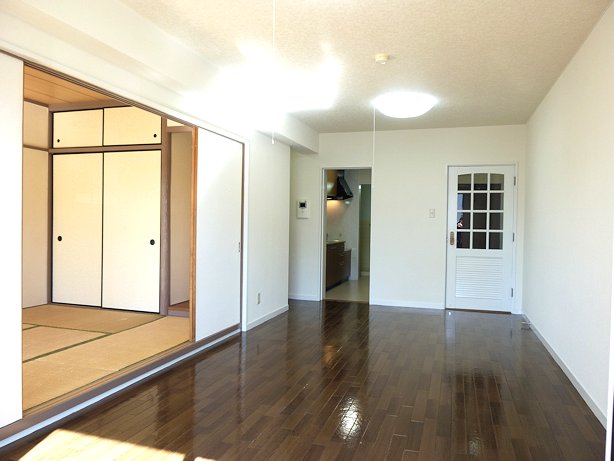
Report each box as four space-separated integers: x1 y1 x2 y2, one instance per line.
257 292 261 304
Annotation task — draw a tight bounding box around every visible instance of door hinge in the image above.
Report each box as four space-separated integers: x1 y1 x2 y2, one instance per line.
511 288 514 297
514 176 517 186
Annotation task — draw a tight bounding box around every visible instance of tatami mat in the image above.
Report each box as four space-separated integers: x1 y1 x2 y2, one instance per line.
23 361 112 410
23 304 162 333
23 327 105 361
23 316 190 410
37 317 189 371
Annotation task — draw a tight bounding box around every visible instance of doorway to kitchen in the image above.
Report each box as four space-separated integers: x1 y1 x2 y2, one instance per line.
323 168 371 303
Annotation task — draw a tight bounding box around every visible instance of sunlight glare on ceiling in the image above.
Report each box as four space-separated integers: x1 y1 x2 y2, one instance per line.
200 41 342 132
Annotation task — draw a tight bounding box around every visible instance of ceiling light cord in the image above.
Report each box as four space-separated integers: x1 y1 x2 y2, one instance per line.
372 106 376 164
271 0 277 144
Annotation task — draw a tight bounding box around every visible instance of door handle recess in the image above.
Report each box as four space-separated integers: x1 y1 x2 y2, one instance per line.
449 231 455 246
150 239 155 245
57 236 62 242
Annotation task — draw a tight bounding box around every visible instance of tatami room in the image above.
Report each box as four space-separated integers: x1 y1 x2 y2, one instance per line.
21 66 195 411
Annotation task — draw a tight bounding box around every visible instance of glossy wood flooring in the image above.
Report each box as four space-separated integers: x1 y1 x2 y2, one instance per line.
4 301 605 460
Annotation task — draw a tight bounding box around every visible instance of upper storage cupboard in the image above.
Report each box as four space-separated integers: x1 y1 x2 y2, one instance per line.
53 106 161 148
53 109 103 148
103 107 161 145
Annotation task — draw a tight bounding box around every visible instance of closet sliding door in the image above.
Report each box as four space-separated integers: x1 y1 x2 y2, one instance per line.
52 153 103 306
102 150 161 312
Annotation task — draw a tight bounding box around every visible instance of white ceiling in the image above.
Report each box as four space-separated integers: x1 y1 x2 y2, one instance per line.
121 0 611 133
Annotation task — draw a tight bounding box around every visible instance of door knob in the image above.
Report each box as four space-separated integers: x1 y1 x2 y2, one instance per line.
449 231 455 246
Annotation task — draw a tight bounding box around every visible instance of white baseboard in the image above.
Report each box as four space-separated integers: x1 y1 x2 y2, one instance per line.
526 314 606 427
369 298 444 310
288 293 320 301
360 271 370 276
246 305 289 330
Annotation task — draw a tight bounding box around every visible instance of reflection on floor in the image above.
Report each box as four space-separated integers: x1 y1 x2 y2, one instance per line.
22 304 190 411
326 275 369 302
5 301 605 460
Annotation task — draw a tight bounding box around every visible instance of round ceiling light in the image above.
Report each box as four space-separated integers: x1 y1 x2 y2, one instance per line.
373 91 437 118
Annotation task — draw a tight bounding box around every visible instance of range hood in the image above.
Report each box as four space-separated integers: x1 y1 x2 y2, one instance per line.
326 170 353 200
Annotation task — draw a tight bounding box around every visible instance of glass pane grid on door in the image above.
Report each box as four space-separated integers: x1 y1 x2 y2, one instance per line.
456 173 504 250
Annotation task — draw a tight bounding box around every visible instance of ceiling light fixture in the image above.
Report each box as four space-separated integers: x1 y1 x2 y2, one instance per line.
372 91 437 118
374 53 390 65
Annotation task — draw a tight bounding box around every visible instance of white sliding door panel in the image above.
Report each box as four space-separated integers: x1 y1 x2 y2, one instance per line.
103 151 161 312
53 154 103 306
195 129 243 340
0 53 23 427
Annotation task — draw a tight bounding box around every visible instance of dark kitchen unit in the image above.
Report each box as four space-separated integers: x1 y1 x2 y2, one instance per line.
326 240 351 290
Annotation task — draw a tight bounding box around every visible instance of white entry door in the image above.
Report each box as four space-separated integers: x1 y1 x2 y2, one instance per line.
102 151 161 312
195 129 243 340
53 154 103 306
446 165 515 311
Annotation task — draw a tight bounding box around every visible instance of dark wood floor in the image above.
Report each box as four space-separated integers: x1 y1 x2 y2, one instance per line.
4 300 605 460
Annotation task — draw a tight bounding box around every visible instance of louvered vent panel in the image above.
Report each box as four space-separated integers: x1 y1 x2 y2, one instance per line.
455 257 504 299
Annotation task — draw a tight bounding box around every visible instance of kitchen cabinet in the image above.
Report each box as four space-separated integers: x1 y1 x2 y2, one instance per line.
326 241 351 289
103 107 161 145
53 109 103 148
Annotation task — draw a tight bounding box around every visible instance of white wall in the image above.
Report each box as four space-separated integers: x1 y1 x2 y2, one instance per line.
170 132 192 305
22 101 49 308
524 4 614 425
245 133 290 329
22 147 48 308
290 126 526 309
289 132 374 300
0 52 23 427
23 101 48 148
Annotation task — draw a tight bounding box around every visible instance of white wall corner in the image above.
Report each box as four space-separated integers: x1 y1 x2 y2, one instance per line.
526 314 606 427
246 305 289 331
264 112 319 154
